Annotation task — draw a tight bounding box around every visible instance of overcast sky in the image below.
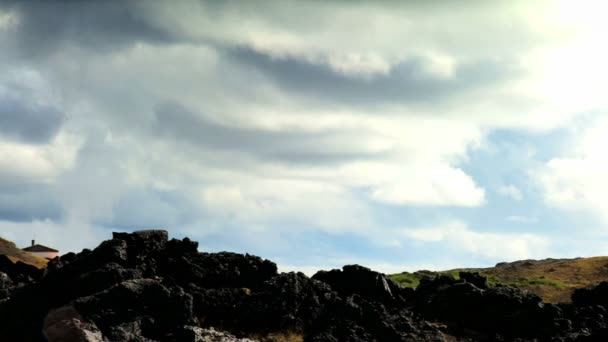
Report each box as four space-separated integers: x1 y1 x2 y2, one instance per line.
2 1 608 274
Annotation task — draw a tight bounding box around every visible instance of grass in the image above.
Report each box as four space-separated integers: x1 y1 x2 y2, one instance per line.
0 236 49 269
389 256 608 303
517 278 564 287
391 270 462 289
390 272 422 288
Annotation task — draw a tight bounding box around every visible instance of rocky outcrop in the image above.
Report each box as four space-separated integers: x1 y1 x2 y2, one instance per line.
0 254 43 284
416 279 567 339
4 230 608 341
458 271 488 289
43 305 103 342
312 265 410 302
0 231 443 341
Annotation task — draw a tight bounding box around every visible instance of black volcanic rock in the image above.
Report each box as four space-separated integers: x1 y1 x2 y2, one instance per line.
572 281 608 308
312 264 409 302
414 274 573 340
74 278 194 341
459 271 489 289
42 305 103 342
237 272 337 334
307 293 444 342
6 230 608 341
162 251 278 289
0 231 289 341
0 271 12 300
0 254 43 284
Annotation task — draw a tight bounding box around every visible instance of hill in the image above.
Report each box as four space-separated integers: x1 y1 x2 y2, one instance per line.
389 256 608 303
0 237 48 268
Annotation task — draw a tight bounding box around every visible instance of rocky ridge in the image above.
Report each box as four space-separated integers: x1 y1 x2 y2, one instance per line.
1 230 608 341
391 256 608 303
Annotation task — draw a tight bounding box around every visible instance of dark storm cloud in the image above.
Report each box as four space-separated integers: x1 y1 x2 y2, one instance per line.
0 95 65 144
0 184 62 222
154 102 379 165
1 1 174 57
227 47 518 106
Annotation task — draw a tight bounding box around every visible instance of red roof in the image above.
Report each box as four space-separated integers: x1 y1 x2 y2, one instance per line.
23 244 59 253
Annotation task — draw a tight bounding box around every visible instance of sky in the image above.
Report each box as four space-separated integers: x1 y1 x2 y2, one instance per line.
2 1 608 275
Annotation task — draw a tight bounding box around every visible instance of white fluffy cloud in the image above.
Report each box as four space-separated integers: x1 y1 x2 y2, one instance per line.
199 179 372 232
369 164 485 207
537 118 608 223
0 132 80 186
400 221 550 260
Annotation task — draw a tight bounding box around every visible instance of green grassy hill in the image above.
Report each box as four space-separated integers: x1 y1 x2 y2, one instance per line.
389 256 608 303
0 236 48 268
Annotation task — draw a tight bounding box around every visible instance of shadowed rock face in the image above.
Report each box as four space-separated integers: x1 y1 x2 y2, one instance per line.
312 265 410 301
572 281 608 307
2 231 608 341
0 254 42 284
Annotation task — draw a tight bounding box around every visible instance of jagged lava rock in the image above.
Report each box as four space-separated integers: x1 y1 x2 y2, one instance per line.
43 305 103 342
7 230 608 341
459 271 488 289
414 273 572 340
0 253 43 284
572 281 608 308
312 264 412 303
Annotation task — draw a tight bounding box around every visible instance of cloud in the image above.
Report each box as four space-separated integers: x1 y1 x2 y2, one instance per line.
99 188 198 231
0 184 62 222
400 221 550 260
1 1 173 57
0 66 67 144
227 46 516 107
153 101 384 166
0 0 603 270
497 184 523 200
369 164 485 207
506 215 538 223
0 132 80 187
199 180 371 232
537 118 608 223
0 95 65 144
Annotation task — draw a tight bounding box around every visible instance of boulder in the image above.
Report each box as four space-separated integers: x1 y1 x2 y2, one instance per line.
312 265 406 302
459 271 488 289
43 305 103 342
74 278 194 340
